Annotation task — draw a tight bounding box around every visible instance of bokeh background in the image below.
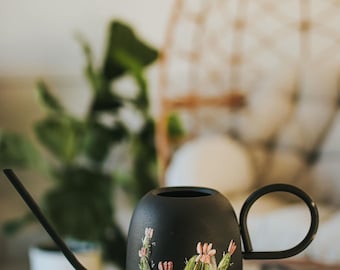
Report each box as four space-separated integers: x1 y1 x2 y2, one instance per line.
0 1 171 268
1 0 340 269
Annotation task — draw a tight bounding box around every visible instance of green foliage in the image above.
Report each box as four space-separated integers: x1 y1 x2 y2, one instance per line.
35 115 85 163
167 112 185 140
0 131 42 169
2 213 35 236
82 121 127 163
103 21 158 80
36 80 64 113
43 167 113 241
0 20 163 269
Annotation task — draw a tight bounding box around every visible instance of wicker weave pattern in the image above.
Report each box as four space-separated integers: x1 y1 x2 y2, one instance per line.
157 0 340 184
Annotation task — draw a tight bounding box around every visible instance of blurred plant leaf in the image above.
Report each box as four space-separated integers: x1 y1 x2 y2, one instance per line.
102 21 158 80
34 116 84 163
113 50 149 113
2 213 34 235
113 170 133 192
130 118 158 200
90 91 123 113
132 151 157 200
102 223 127 268
77 31 123 115
167 112 185 140
115 117 158 201
0 130 42 169
138 118 157 153
83 121 127 162
77 35 109 96
1 20 160 270
77 36 96 88
36 80 64 113
43 166 113 241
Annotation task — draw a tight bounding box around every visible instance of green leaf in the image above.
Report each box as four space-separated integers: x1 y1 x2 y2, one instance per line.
36 80 63 113
34 116 84 163
184 256 198 270
77 31 125 115
129 118 158 200
137 118 157 153
77 35 95 86
101 223 127 268
2 213 34 235
0 130 41 169
77 35 108 95
167 112 185 140
217 253 232 270
102 21 158 80
112 50 149 112
90 91 122 113
83 121 127 162
43 167 113 241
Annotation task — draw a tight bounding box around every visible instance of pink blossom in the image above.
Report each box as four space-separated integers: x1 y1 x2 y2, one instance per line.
158 261 173 270
227 240 237 256
196 242 216 264
138 247 148 258
145 227 154 239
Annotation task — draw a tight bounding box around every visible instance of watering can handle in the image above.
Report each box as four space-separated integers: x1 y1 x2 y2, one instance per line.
239 183 319 260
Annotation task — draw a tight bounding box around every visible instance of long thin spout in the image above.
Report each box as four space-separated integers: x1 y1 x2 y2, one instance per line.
2 169 87 270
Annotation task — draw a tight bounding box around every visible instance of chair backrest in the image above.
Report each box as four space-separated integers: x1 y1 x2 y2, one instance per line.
156 0 340 183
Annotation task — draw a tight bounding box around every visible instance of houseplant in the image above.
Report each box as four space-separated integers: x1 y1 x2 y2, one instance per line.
0 20 166 269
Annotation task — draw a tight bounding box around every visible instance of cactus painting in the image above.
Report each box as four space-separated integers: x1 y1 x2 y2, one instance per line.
138 228 236 270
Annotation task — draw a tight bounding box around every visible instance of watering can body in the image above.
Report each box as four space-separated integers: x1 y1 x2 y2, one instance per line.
126 185 319 270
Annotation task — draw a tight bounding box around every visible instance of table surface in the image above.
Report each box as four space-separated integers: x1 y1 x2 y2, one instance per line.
244 261 339 270
1 260 338 270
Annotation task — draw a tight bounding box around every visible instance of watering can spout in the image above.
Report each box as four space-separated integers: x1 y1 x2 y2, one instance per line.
2 169 87 270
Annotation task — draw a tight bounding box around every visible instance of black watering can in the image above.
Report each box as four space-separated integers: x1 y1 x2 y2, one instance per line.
126 186 318 270
2 169 318 270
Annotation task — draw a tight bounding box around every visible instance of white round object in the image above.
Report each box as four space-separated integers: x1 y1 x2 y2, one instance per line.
165 135 255 194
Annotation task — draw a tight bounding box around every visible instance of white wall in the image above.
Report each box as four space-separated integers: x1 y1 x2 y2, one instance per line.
0 0 174 140
0 0 172 76
0 0 172 129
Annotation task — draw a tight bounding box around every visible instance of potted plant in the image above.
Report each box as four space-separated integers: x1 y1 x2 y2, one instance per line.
0 20 164 269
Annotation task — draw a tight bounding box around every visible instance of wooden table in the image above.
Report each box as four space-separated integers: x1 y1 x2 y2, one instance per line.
2 259 339 270
244 260 340 270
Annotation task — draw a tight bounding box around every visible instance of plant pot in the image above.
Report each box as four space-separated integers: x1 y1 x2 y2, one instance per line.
29 240 102 270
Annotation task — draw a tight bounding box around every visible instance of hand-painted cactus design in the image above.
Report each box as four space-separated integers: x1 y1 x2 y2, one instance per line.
138 227 155 270
158 261 174 270
138 228 236 270
217 240 237 270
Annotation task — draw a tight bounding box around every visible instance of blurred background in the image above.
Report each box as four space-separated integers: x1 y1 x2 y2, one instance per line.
1 0 340 270
0 0 171 269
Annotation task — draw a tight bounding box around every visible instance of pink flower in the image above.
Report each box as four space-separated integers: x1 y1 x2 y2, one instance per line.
158 261 173 270
145 227 154 239
227 240 237 256
196 242 216 264
138 247 148 258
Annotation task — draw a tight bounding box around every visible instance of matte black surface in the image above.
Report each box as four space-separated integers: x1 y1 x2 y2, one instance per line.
127 185 318 270
240 183 319 260
126 186 243 270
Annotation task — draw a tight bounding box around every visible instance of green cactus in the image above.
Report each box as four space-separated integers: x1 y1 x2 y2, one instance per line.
217 253 232 270
137 228 236 270
140 256 152 270
184 256 197 270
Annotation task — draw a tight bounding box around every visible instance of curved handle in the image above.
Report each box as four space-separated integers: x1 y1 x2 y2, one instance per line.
240 183 319 260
